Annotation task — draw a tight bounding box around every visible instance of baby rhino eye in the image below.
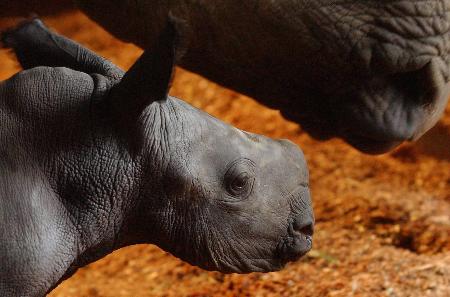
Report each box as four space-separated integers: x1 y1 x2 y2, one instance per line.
229 172 250 193
224 158 256 200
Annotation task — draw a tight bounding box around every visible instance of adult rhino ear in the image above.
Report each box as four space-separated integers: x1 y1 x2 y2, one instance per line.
110 19 179 120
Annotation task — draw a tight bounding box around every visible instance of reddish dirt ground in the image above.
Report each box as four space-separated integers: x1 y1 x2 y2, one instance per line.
1 11 449 297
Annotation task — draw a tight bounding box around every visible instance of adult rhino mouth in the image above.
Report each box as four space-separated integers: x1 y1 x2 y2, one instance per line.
337 59 450 154
343 132 403 155
281 57 450 154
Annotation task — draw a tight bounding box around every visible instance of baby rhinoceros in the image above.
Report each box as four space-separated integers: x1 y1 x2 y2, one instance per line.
0 19 314 296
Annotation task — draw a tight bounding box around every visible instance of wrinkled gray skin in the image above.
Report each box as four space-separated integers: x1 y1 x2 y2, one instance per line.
0 19 313 297
76 0 450 154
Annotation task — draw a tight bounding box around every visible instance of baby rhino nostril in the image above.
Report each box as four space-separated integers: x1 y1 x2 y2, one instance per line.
300 223 314 237
293 219 314 237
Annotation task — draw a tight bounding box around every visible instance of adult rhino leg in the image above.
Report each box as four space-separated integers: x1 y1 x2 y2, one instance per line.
1 18 124 80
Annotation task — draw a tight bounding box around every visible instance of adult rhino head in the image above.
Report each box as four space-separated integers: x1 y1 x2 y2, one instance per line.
0 19 312 296
76 0 450 154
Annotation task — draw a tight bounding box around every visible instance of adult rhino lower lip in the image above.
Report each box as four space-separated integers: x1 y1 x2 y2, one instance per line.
333 58 450 154
73 0 450 154
282 56 450 154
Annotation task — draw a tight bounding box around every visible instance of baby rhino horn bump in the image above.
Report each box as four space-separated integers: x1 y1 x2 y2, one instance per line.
110 19 179 120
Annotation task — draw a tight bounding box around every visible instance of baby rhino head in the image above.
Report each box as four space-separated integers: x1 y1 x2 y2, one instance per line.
114 22 313 273
141 97 313 273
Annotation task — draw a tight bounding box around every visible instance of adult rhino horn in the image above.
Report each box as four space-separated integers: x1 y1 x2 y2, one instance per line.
110 19 179 120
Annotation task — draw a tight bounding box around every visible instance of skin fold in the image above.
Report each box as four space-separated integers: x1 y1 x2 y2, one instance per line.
75 0 450 154
0 19 314 296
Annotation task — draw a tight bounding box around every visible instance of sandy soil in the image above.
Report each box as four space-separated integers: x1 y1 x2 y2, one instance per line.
0 11 449 297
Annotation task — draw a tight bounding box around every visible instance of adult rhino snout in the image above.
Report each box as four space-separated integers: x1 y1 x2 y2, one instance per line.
341 58 450 154
383 58 450 140
406 59 450 140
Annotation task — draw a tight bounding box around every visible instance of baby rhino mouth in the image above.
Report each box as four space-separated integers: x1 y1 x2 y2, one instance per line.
276 217 314 263
205 217 314 274
190 208 314 274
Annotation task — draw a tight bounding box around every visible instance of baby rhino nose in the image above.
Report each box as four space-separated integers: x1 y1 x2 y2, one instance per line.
293 216 314 237
277 216 314 262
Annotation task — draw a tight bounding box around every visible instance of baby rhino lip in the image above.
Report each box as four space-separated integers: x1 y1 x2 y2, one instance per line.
276 217 314 263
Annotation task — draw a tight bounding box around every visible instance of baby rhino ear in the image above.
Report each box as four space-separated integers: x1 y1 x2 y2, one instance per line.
110 19 179 120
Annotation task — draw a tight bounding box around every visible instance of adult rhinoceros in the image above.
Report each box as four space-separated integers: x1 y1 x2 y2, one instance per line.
75 0 450 154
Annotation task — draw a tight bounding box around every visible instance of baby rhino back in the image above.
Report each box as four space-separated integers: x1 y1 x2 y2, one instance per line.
0 66 95 123
0 66 96 143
